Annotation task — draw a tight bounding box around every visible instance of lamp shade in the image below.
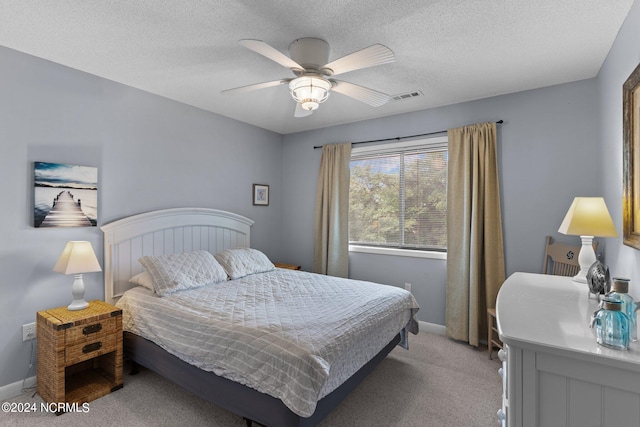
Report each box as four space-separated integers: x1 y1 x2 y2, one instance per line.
558 197 618 237
53 241 102 275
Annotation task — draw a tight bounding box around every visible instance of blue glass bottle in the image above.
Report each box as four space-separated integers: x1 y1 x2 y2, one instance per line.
594 299 629 350
608 278 637 341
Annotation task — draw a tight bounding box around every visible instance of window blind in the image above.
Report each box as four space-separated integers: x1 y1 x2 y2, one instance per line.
349 140 447 251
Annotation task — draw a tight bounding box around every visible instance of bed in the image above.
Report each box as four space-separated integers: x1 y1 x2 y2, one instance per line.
101 207 419 426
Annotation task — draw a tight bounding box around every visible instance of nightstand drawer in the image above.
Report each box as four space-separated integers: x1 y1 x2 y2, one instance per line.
66 333 117 365
66 316 117 343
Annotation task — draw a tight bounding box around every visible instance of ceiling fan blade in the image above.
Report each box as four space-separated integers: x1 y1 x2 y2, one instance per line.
330 80 390 107
320 44 394 76
294 102 313 118
221 79 289 95
238 39 304 72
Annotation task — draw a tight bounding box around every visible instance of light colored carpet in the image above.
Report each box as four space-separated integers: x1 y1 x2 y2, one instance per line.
1 331 502 426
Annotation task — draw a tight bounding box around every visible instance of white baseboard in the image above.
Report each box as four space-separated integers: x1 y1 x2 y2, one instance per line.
419 320 446 335
0 376 36 401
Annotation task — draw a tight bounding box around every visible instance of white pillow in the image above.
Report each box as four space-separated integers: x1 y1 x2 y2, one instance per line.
138 250 228 296
129 271 155 292
214 248 275 280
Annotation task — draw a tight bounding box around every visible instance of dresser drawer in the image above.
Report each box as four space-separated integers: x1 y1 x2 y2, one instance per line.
65 332 117 366
65 316 117 344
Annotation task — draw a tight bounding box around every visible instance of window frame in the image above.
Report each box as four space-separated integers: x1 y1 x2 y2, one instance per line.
348 135 448 259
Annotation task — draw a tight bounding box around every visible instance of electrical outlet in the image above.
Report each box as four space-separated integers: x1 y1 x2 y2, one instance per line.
404 283 412 293
22 322 36 341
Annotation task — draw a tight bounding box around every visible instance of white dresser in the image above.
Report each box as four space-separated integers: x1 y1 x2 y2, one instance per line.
496 272 640 427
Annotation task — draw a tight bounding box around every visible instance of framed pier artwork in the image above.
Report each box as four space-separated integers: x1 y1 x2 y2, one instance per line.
34 162 98 228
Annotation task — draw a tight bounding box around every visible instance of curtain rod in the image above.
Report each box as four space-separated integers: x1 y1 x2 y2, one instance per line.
313 120 503 149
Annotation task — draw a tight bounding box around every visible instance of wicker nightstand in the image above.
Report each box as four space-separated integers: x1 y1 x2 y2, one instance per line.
37 300 123 412
274 262 302 271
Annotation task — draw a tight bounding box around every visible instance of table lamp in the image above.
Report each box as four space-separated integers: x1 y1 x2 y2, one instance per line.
558 197 618 283
53 241 102 310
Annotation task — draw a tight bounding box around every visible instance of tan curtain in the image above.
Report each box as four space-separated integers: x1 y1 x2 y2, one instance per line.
313 143 352 277
446 122 505 346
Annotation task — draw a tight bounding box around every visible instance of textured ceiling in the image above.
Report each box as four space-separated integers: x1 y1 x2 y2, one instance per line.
0 1 634 134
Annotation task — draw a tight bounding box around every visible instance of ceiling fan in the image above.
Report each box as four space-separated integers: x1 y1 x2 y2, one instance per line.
221 37 395 117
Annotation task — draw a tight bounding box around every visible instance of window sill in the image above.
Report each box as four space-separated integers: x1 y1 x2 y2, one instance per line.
349 245 447 260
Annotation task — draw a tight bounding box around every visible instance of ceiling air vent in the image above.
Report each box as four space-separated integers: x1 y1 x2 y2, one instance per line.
392 90 423 102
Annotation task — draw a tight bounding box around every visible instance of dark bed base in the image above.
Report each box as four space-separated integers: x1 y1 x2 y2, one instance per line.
123 332 400 427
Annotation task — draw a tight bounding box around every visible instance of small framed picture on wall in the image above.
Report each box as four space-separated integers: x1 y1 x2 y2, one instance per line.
253 184 269 206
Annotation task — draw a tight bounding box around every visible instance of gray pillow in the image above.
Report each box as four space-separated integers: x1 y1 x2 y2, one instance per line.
129 271 155 292
214 248 275 280
138 250 228 296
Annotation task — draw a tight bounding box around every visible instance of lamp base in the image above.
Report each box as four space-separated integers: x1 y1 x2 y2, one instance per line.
573 235 596 284
573 274 588 284
67 273 89 311
67 299 89 311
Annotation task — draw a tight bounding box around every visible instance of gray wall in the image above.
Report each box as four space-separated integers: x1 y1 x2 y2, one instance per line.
0 47 284 389
3 0 639 392
599 0 640 299
281 80 600 325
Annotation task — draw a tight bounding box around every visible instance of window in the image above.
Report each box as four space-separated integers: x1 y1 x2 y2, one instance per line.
349 136 447 252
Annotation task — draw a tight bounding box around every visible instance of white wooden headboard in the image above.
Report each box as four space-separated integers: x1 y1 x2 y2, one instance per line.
100 207 254 305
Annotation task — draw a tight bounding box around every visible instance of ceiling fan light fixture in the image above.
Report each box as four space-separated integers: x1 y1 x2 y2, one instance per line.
301 100 319 111
226 38 395 117
289 76 331 110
